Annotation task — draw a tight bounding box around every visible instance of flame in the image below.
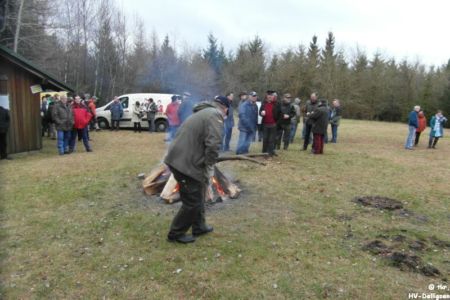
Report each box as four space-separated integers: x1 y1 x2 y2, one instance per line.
172 183 180 194
212 176 225 196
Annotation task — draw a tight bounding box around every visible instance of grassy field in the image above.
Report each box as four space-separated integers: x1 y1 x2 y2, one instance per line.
0 119 449 299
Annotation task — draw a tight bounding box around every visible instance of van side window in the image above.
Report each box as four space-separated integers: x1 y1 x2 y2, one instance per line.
120 97 129 109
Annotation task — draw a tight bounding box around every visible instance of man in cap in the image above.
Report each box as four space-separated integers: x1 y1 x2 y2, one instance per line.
177 91 194 124
302 92 319 151
145 98 158 133
236 91 258 154
165 96 229 244
259 90 280 156
275 93 296 150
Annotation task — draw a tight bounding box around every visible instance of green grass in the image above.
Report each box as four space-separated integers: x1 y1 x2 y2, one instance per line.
0 120 449 299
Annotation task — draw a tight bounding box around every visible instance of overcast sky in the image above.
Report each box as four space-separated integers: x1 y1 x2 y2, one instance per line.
121 0 450 67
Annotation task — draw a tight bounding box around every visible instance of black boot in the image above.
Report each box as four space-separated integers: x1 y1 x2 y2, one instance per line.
432 138 439 148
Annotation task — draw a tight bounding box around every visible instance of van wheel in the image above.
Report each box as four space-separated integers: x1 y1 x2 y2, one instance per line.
155 119 168 132
97 118 109 129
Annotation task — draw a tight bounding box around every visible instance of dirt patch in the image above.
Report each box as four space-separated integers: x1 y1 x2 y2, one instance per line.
362 240 392 255
362 232 449 277
430 236 450 249
352 196 429 223
352 196 403 210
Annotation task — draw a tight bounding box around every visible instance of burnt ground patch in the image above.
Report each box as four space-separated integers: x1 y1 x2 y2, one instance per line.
353 196 403 210
362 231 449 278
352 195 429 223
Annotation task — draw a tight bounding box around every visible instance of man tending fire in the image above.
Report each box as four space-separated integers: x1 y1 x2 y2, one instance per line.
164 96 230 244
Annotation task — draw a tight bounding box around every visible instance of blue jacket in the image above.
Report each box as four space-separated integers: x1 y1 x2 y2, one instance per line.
408 111 418 128
178 99 194 124
110 102 123 121
224 105 234 128
238 100 258 132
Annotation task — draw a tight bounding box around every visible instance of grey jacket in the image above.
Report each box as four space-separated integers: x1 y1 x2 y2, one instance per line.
52 101 74 131
305 100 318 125
330 106 342 126
164 102 224 183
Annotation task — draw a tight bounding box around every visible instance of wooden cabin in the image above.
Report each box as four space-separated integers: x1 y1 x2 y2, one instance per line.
0 44 74 154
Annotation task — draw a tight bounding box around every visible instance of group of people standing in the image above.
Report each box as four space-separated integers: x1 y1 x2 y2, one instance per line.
49 95 96 155
230 90 342 156
405 106 447 150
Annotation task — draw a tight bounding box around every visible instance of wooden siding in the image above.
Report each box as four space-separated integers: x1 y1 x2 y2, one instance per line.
0 56 42 154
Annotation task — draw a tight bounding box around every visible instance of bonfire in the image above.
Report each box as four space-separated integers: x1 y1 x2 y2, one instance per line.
142 154 267 203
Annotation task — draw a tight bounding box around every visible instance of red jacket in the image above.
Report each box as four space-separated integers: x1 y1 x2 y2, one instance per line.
88 100 96 117
72 102 92 129
417 112 427 133
166 101 180 126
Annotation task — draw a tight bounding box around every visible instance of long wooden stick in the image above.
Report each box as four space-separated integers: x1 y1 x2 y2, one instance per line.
243 153 270 158
216 155 266 166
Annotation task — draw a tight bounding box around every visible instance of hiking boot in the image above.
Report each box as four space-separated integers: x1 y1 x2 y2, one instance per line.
193 226 214 237
167 234 196 244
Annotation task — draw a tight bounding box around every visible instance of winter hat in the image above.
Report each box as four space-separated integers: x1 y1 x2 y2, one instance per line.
214 96 230 108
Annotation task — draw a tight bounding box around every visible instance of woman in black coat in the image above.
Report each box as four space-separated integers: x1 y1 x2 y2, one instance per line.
309 100 329 154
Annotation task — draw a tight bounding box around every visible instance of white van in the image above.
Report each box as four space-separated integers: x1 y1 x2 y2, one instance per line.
96 93 174 131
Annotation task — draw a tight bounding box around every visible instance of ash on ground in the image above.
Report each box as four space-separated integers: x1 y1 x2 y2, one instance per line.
362 231 449 278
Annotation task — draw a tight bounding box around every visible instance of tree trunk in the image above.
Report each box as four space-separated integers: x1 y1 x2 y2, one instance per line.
13 0 25 52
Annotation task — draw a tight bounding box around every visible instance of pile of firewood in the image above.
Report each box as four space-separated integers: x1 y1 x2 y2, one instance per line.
142 154 267 203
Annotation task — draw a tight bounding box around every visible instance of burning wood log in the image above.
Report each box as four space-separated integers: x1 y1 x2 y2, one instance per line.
213 166 240 199
143 160 247 204
217 155 266 166
160 174 180 203
143 164 170 195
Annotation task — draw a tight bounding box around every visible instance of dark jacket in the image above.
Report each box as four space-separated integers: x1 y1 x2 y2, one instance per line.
276 101 296 126
110 102 123 121
178 99 194 124
305 100 318 125
52 101 74 131
0 106 10 133
238 100 258 132
309 103 329 135
224 105 234 128
146 102 158 119
330 106 342 126
407 111 418 128
164 102 224 183
45 102 55 123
